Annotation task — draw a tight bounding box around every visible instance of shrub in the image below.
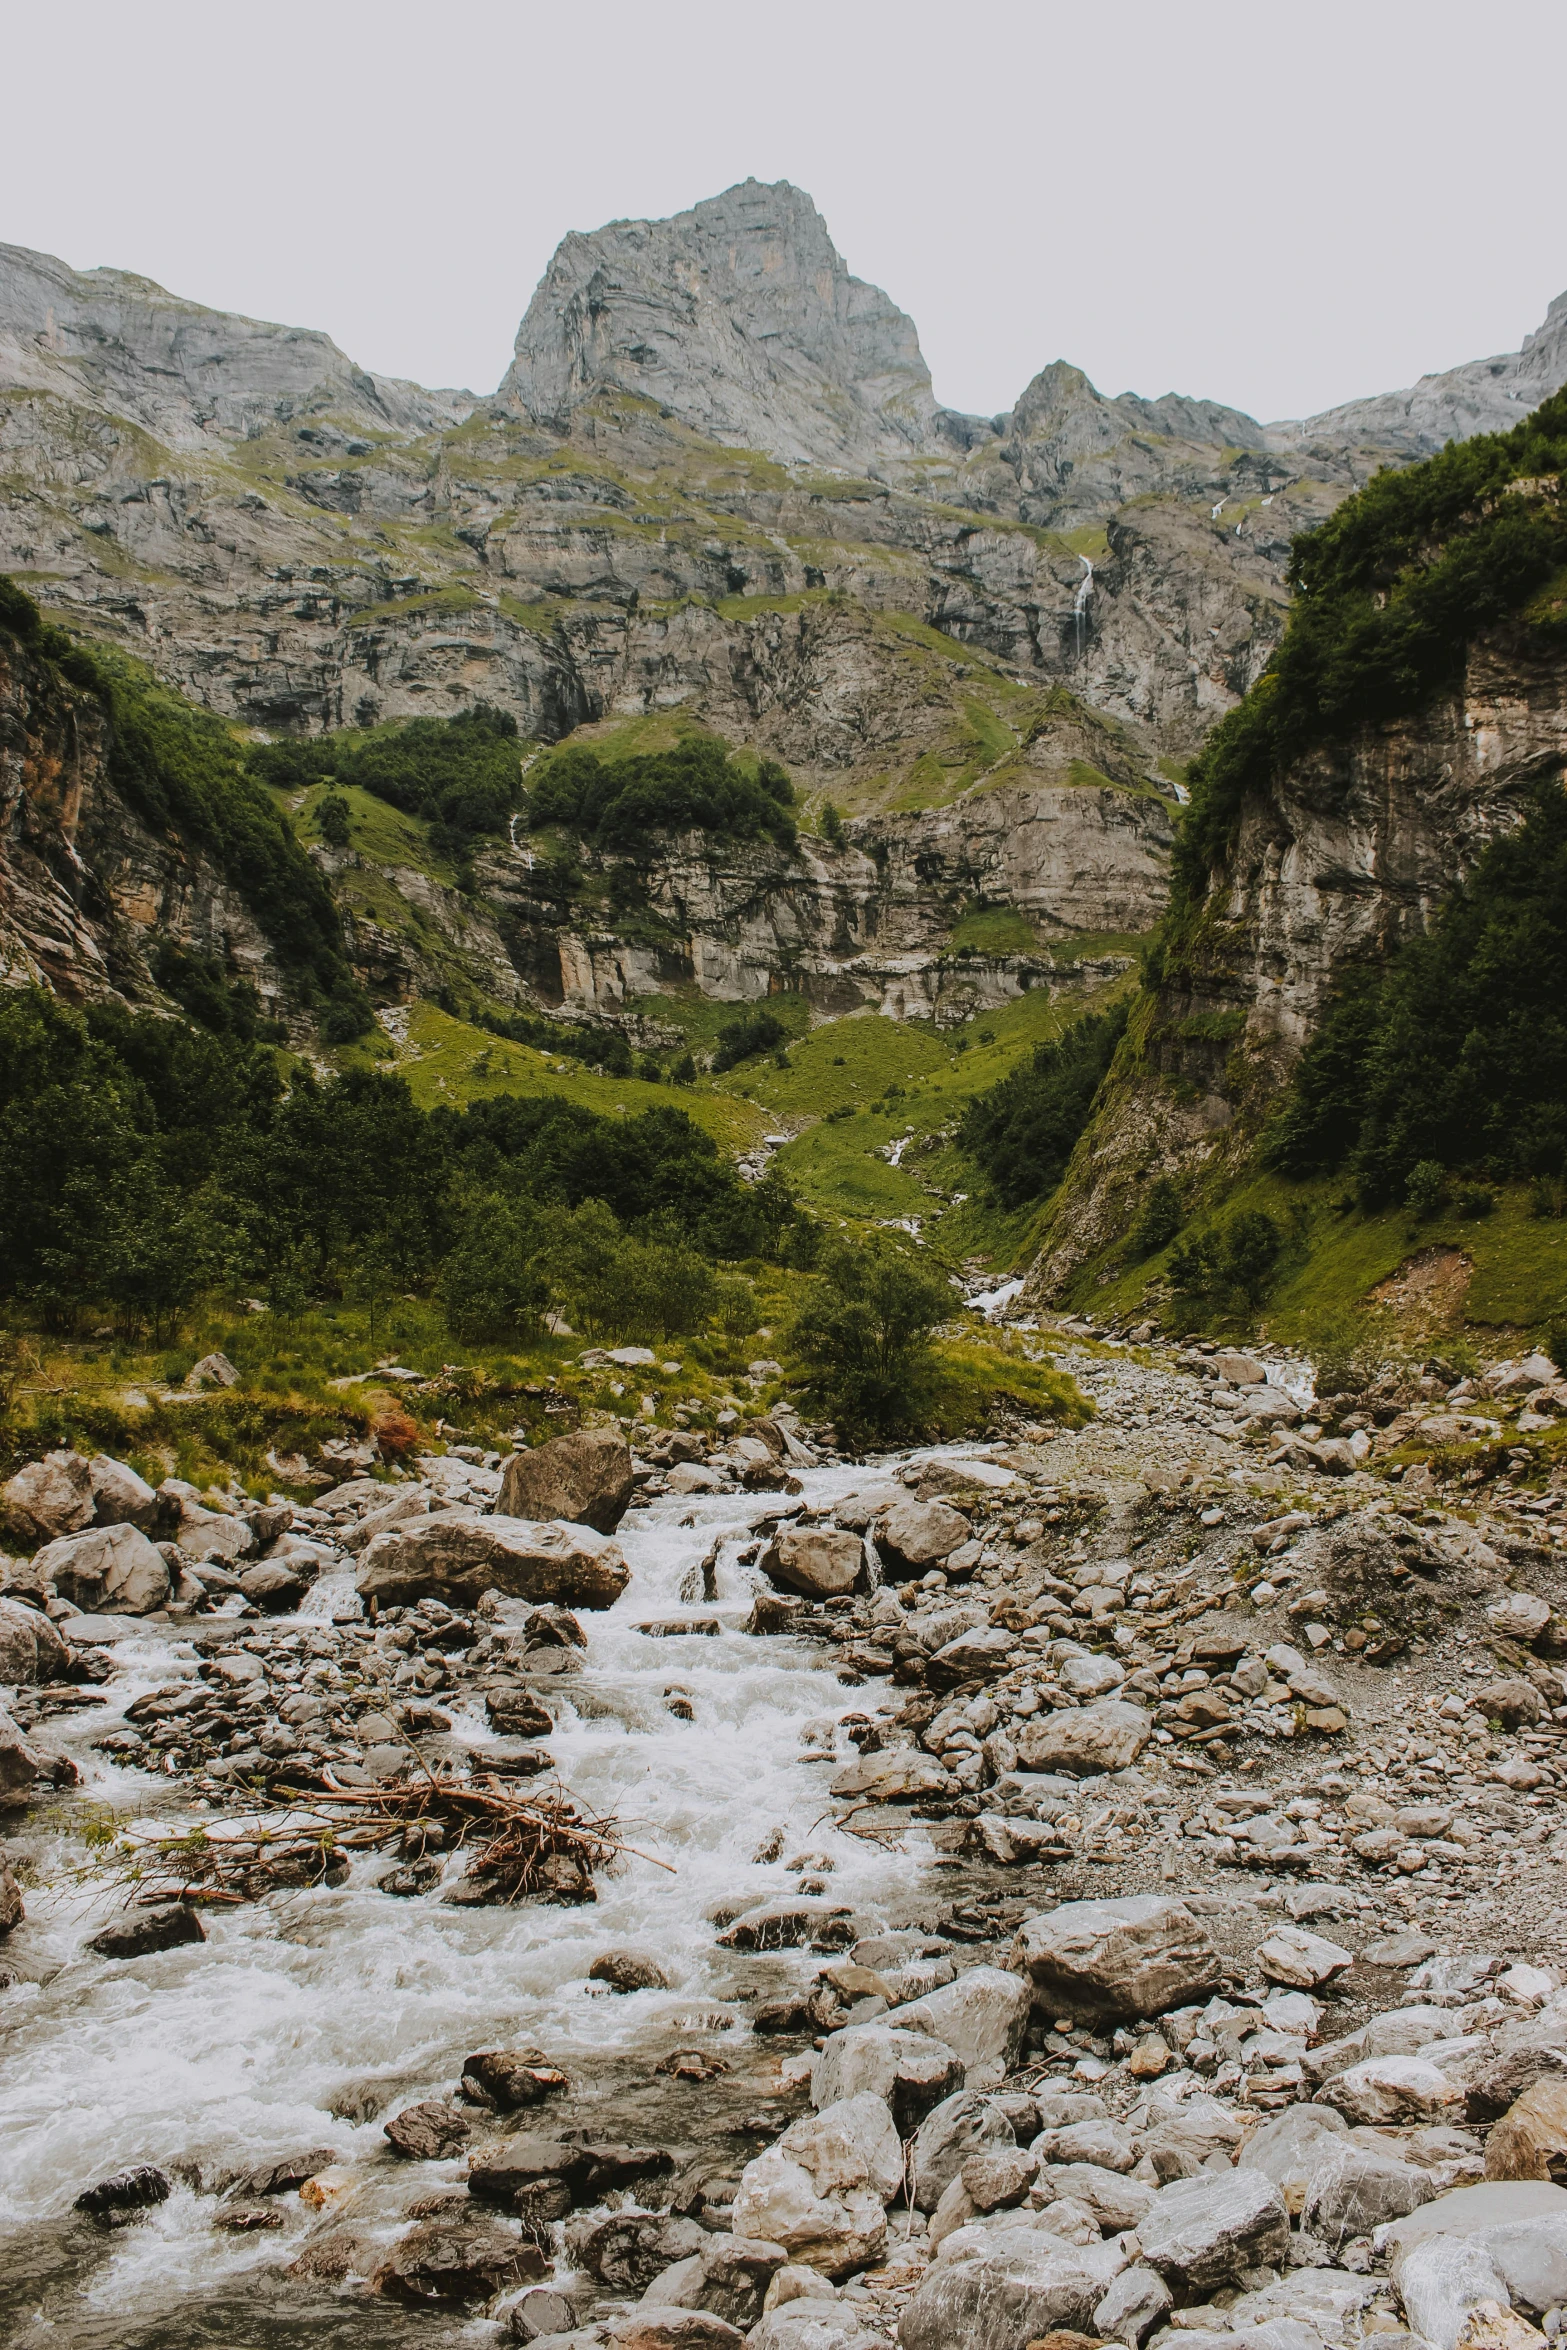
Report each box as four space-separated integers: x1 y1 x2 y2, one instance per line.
316 793 351 848
1404 1160 1448 1218
250 704 523 849
712 1008 788 1072
788 1234 953 1438
1131 1176 1185 1258
1168 1208 1283 1312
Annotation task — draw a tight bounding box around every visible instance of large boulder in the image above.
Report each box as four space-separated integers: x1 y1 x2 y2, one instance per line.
830 1748 950 1804
897 2230 1110 2350
1315 2054 1464 2126
160 1482 255 1564
371 2215 544 2307
640 2233 790 2330
0 1595 72 1683
88 1456 158 1529
499 1429 634 1534
1237 2105 1349 2207
1 1451 94 1543
909 2091 1020 2212
761 1529 865 1600
35 1524 170 1615
0 1706 43 1801
1300 2140 1436 2247
894 1968 1031 2084
811 2023 965 2134
875 1499 971 1580
1136 2171 1291 2288
357 1511 629 1610
732 2096 900 2277
1013 1699 1151 1777
1008 1897 1222 2021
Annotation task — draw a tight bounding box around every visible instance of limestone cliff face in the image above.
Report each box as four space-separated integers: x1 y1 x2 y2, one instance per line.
1025 628 1567 1297
0 627 284 1011
501 180 943 470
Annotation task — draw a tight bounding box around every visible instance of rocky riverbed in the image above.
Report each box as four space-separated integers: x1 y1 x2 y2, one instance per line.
2 1328 1567 2350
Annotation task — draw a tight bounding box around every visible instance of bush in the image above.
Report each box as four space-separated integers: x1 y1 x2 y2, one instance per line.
712 1008 788 1072
1168 1208 1283 1312
960 1001 1130 1209
788 1235 953 1438
1405 1160 1448 1218
1131 1176 1184 1258
527 734 796 854
316 793 351 847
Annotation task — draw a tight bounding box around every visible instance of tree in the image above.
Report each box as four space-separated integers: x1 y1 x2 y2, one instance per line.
316 792 351 848
438 1190 552 1342
1131 1177 1184 1258
789 1235 953 1437
960 1002 1130 1208
821 801 844 846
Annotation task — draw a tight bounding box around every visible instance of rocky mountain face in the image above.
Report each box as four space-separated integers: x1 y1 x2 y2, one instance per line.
1026 621 1567 1297
2 184 1565 1037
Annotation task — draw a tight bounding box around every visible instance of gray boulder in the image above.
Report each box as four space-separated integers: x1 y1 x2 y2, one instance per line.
1 1450 94 1543
589 1948 673 1993
1034 2161 1154 2232
762 1528 865 1600
893 1967 1031 2082
1395 2232 1509 2350
1144 2095 1247 2183
0 1594 71 1682
1301 2140 1436 2247
909 2090 1020 2211
88 1455 158 1529
34 1523 170 1615
876 1499 971 1580
830 1748 950 1804
1008 1896 1222 2020
641 2232 790 2329
897 2231 1108 2350
357 1511 630 1610
0 1706 43 1800
1095 2262 1174 2347
926 1627 1017 1690
498 1428 634 1534
565 2209 707 2291
1238 2105 1349 2207
811 2023 965 2134
749 2311 891 2350
1013 1699 1151 1776
1136 2171 1291 2287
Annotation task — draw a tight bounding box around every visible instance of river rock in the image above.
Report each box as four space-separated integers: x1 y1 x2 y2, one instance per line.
875 1499 971 1580
87 1905 206 1959
641 2233 790 2328
0 1706 43 1800
830 1747 950 1803
1136 2170 1291 2286
0 1594 71 1682
499 1428 635 1534
340 1487 431 1553
372 2214 546 2306
893 1967 1031 2081
161 1483 255 1564
1095 2263 1174 2347
811 2023 965 2133
925 1626 1018 1690
238 1560 306 1611
34 1523 170 1615
1257 1925 1354 1988
357 1512 630 1610
1008 1896 1222 2020
731 2100 893 2278
762 1528 865 1599
384 2100 472 2160
568 2210 708 2290
75 2164 172 2223
88 1455 158 1529
910 2090 1021 2210
897 2231 1108 2350
1302 2140 1436 2245
1316 2055 1464 2125
745 2317 887 2350
590 1947 674 1992
1 1450 94 1543
462 2047 570 2109
1485 2079 1567 2179
0 1860 23 1934
1013 1699 1151 1776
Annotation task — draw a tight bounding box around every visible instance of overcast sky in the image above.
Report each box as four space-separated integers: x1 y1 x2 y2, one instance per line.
6 0 1564 426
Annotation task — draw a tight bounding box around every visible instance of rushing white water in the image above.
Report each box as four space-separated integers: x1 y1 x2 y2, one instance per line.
0 1471 940 2345
1072 555 1093 658
966 1276 1025 1321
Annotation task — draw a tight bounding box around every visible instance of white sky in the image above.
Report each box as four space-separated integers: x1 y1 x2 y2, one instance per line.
5 0 1565 427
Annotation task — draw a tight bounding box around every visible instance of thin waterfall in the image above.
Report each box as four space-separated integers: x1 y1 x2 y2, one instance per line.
1073 554 1093 659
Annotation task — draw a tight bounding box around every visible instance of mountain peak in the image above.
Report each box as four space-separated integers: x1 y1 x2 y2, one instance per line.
499 178 942 469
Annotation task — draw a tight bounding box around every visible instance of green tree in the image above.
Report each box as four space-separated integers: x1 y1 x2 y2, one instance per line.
438 1189 552 1342
960 1001 1129 1208
789 1235 953 1438
1131 1177 1184 1258
316 792 351 848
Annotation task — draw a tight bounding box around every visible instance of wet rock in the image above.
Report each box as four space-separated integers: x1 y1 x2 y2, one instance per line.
233 2146 340 2197
88 1456 159 1529
237 1560 306 1611
910 2089 1021 2210
762 1528 865 1600
385 2101 473 2159
1316 2055 1464 2126
461 2047 571 2109
500 1428 636 1534
590 1947 674 1992
485 1685 554 1738
36 1523 170 1614
893 1967 1031 2081
358 1512 630 1611
897 2232 1108 2350
508 2282 599 2339
641 2233 790 2328
719 1899 854 1952
0 1861 23 1935
566 2209 707 2291
811 2023 966 2134
0 1594 72 1682
875 1499 971 1580
215 2203 284 2231
1095 2263 1173 2347
829 1749 950 1803
1013 1699 1151 1776
1136 2170 1291 2287
287 2227 374 2281
75 2165 172 2224
87 1904 206 1959
1 1450 94 1543
372 2214 546 2306
1008 1897 1221 2021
